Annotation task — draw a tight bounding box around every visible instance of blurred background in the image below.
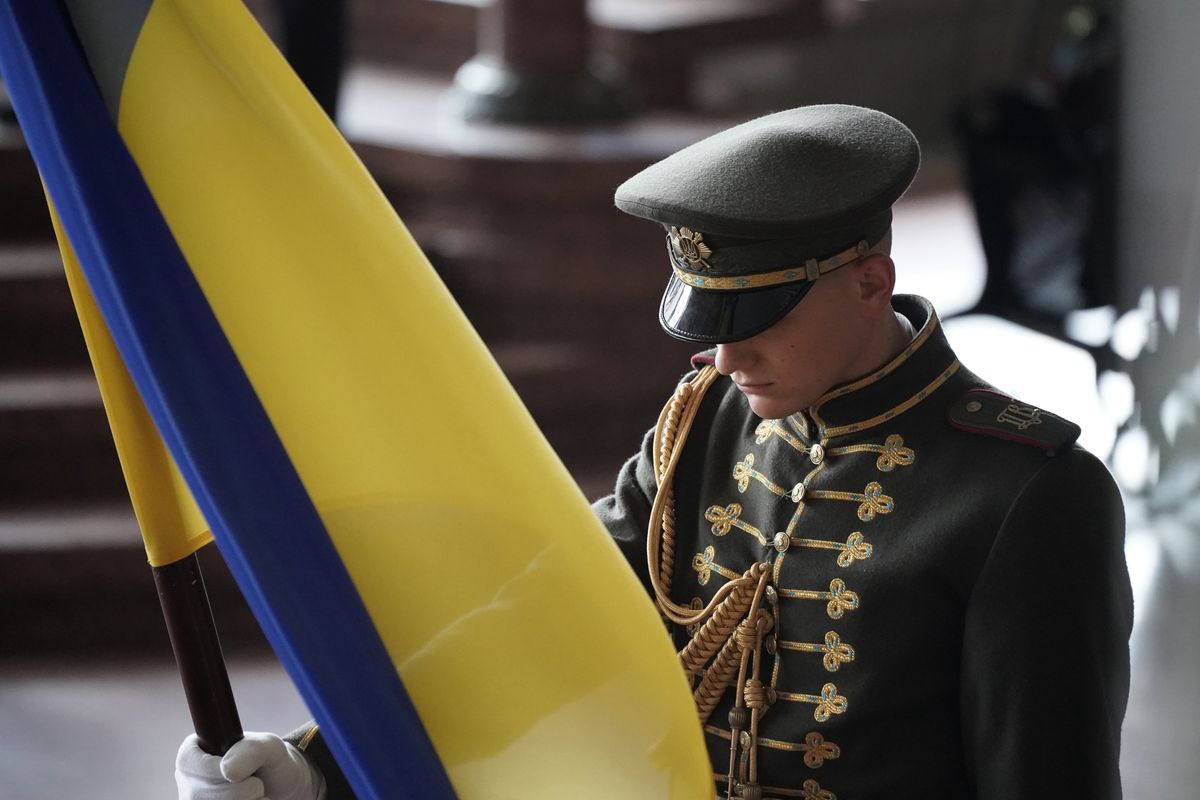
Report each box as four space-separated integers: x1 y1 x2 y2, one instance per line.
1 0 1197 796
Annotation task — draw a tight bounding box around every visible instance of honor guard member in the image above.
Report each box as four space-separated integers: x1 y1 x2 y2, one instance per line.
174 106 1133 800
593 105 1133 799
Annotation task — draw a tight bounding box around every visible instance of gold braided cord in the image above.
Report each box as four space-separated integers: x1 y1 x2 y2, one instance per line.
734 573 772 794
737 748 751 795
655 379 689 482
743 679 768 712
659 488 677 588
694 633 745 722
726 628 756 794
678 575 759 674
749 633 773 780
720 573 768 796
653 377 692 591
648 366 743 626
651 380 688 610
647 365 778 796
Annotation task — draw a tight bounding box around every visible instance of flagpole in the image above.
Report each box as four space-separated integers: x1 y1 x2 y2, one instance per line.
152 550 245 756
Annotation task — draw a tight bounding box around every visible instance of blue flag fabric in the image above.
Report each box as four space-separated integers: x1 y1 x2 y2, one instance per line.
1 0 714 796
0 2 455 797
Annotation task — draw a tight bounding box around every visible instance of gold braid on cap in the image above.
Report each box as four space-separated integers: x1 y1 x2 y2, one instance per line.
671 238 870 291
648 366 775 799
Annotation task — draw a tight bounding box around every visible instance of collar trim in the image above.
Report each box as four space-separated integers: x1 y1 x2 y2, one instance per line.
809 296 956 437
818 360 961 438
814 301 940 408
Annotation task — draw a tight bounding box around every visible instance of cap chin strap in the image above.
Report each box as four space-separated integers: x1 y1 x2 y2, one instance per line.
669 237 871 291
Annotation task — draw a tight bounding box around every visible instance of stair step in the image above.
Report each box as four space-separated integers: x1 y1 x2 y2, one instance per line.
0 130 54 241
0 371 126 506
0 242 62 279
0 244 90 371
0 371 101 411
0 506 266 656
0 504 137 551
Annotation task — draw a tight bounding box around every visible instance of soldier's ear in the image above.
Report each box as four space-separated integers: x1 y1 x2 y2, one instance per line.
853 253 896 313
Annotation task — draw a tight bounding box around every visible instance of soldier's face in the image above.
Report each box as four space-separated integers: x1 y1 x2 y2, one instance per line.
713 257 893 419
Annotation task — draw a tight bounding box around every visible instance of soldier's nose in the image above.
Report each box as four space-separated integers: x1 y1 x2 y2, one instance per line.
715 342 753 376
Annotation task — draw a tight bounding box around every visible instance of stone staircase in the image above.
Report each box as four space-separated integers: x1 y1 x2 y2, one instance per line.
0 134 266 658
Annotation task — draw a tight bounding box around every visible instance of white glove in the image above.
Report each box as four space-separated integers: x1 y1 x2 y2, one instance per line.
175 731 326 800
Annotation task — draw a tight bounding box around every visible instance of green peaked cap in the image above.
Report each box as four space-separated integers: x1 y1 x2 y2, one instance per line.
613 105 920 342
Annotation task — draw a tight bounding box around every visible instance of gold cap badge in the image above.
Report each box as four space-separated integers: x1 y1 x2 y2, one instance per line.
669 226 713 270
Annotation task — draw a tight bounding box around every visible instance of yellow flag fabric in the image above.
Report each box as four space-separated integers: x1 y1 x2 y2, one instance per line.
119 4 708 790
1 0 711 796
50 202 212 567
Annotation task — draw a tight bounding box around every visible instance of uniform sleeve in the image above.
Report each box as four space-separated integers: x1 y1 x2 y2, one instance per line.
960 448 1133 797
285 723 357 800
590 424 660 593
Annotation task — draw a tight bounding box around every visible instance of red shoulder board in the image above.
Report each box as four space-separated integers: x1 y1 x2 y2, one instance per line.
948 388 1080 456
690 349 716 370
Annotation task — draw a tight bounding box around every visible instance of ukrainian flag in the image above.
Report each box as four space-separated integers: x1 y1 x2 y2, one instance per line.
0 1 708 798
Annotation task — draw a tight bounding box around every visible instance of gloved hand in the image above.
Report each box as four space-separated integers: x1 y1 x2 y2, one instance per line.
176 731 326 800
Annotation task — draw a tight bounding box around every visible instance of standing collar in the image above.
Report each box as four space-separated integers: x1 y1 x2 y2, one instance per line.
797 295 961 440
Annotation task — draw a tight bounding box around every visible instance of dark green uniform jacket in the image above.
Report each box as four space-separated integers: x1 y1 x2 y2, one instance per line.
593 295 1133 799
295 295 1131 799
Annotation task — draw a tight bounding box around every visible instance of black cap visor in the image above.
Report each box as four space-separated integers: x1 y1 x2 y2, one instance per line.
659 274 815 344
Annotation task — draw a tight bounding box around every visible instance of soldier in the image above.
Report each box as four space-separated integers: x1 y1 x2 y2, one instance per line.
177 105 1133 799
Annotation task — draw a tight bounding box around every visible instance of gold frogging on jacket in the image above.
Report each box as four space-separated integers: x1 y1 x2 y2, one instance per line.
755 419 821 461
828 433 915 472
800 732 841 768
799 778 838 800
733 453 796 497
779 531 874 568
692 546 744 585
778 631 856 672
779 578 860 619
706 502 766 541
731 451 896 521
805 482 894 522
775 682 848 723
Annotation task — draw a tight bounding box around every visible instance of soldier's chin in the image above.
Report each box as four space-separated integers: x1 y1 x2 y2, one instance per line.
744 394 805 422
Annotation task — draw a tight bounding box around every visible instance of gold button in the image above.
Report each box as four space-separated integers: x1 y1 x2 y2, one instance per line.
765 635 777 655
809 443 825 465
765 585 778 604
789 482 806 502
739 730 752 748
773 532 790 553
966 400 983 412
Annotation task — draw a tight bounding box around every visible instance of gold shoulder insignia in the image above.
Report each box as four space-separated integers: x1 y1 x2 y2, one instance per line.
947 388 1080 456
